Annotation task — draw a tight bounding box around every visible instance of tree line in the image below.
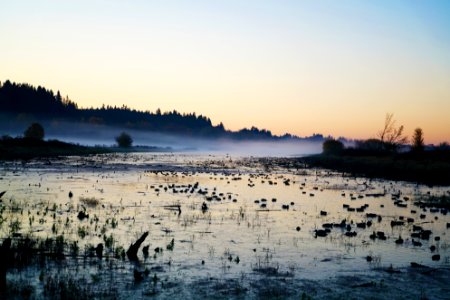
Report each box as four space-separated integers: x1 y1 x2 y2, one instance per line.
0 80 319 141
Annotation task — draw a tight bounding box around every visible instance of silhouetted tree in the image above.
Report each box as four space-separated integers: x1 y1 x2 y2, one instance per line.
115 132 133 148
322 139 344 155
24 123 45 140
56 90 62 103
411 128 424 152
378 113 408 151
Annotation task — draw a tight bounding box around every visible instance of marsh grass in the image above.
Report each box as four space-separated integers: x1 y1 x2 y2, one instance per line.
415 194 450 209
302 153 450 185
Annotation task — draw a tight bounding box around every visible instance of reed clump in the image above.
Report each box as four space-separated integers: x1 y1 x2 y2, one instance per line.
79 197 101 207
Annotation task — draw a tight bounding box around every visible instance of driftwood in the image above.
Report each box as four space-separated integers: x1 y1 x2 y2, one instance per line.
163 205 181 215
126 232 149 261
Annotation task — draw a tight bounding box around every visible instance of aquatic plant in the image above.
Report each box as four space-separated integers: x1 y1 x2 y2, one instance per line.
111 217 118 229
9 218 21 235
79 197 100 207
208 245 215 258
114 246 126 260
103 234 114 249
166 238 174 251
78 226 88 239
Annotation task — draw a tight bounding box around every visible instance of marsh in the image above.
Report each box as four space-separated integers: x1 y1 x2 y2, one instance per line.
1 153 449 299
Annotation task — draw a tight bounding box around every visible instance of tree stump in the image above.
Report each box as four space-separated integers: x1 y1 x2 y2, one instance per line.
126 232 149 261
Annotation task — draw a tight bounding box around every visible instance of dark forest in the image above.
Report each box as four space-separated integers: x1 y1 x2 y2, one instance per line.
0 80 324 141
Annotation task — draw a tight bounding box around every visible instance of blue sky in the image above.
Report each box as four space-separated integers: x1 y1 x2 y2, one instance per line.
1 0 450 142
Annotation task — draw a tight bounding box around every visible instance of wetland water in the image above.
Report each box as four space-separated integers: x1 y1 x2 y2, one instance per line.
1 153 449 299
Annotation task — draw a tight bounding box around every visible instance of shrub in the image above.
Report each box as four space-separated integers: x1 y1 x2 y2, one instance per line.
322 139 344 155
115 132 133 148
24 123 45 140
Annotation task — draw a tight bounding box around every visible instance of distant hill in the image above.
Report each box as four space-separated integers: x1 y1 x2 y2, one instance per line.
0 80 325 142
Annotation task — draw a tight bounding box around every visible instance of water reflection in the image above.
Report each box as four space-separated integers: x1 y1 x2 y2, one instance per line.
0 153 449 298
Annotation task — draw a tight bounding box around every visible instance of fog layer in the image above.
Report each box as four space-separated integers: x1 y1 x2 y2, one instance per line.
0 119 322 157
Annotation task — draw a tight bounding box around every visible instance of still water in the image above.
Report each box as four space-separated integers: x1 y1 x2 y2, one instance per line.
1 153 449 299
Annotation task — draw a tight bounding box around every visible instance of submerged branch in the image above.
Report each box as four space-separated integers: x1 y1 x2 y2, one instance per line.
126 232 149 261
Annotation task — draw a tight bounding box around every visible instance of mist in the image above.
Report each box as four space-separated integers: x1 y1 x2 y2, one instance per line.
0 118 322 157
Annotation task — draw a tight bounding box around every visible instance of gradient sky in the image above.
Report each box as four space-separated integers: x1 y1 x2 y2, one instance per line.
1 1 450 143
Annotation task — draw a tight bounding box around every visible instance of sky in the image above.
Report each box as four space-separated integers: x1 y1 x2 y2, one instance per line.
1 0 450 143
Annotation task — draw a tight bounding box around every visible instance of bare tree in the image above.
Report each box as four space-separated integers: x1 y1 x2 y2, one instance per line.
377 113 408 151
